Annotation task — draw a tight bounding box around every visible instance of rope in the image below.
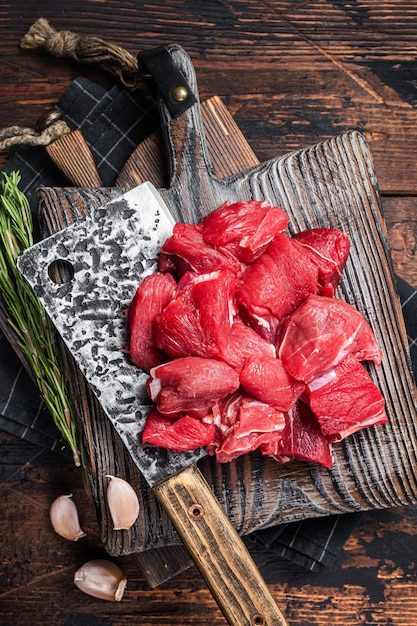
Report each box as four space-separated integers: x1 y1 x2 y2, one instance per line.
20 18 141 89
0 119 71 151
1 19 144 151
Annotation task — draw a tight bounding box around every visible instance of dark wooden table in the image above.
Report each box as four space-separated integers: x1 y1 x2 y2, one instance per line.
2 2 417 624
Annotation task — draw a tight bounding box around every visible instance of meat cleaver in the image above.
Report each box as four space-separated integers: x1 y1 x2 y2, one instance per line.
17 181 288 626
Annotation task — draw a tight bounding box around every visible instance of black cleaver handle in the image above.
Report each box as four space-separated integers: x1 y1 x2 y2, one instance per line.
154 464 288 626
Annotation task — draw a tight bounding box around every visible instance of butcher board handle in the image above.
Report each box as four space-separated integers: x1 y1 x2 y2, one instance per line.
154 464 289 626
155 44 223 223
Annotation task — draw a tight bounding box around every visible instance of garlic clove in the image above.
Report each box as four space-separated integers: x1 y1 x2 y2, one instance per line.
74 559 127 602
49 494 86 541
105 475 140 531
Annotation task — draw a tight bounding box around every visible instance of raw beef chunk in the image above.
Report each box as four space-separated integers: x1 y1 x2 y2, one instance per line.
240 356 305 411
294 227 351 295
219 318 276 372
305 354 387 441
260 400 334 468
236 233 319 325
154 270 236 359
159 222 241 276
238 300 280 344
278 294 383 383
200 200 289 263
147 356 240 418
211 392 286 463
126 272 176 372
142 410 215 451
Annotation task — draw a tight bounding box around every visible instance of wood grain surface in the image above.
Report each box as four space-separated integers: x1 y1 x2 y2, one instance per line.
2 2 417 625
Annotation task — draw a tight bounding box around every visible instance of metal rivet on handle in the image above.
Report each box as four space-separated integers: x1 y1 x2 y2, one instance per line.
251 615 266 626
188 503 204 520
172 85 188 102
36 108 63 131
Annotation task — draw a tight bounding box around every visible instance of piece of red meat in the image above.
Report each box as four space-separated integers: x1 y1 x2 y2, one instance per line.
293 228 350 295
213 390 245 430
305 354 387 441
213 390 285 431
238 302 280 344
219 318 276 372
154 270 236 359
126 272 177 372
236 233 319 326
159 222 241 276
229 396 286 438
142 409 215 451
260 400 334 468
212 393 286 463
200 200 289 263
240 355 305 411
147 356 240 418
278 294 383 383
215 429 284 464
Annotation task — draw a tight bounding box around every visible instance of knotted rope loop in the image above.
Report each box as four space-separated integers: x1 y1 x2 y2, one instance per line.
20 18 141 89
0 111 71 151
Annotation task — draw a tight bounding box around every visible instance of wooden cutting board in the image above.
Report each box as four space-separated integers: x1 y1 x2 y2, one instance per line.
38 45 417 587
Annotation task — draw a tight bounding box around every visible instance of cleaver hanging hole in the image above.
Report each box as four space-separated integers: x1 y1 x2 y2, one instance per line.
47 259 75 285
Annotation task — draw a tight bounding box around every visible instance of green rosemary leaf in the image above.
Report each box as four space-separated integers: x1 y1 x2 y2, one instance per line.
0 170 82 467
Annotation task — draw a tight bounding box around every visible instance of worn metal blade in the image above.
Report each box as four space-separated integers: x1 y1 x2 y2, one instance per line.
17 182 207 486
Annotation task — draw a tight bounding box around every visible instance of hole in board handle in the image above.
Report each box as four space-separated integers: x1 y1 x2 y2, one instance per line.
188 504 204 521
48 259 75 285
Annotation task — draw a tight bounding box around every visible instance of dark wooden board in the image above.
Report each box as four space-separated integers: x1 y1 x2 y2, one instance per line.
382 197 417 287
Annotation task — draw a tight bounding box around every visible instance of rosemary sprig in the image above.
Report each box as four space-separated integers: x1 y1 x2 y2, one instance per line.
0 170 82 466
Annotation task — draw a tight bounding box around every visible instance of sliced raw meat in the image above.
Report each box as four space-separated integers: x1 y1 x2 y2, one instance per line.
126 272 177 372
142 410 215 451
239 303 280 344
214 390 285 431
260 400 334 468
154 270 236 359
200 200 289 263
213 394 286 463
214 390 245 430
158 251 193 277
159 222 241 276
219 318 276 372
240 356 305 411
231 396 286 438
305 354 387 441
294 228 350 295
215 429 283 463
236 233 319 324
147 356 240 418
278 294 383 383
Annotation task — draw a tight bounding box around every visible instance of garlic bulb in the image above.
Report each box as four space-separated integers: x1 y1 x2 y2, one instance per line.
74 559 127 602
106 475 140 530
49 494 86 541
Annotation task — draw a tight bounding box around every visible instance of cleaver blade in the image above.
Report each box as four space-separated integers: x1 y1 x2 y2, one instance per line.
17 181 288 626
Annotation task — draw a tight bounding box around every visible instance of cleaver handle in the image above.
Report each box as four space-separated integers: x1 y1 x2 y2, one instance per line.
154 464 288 626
